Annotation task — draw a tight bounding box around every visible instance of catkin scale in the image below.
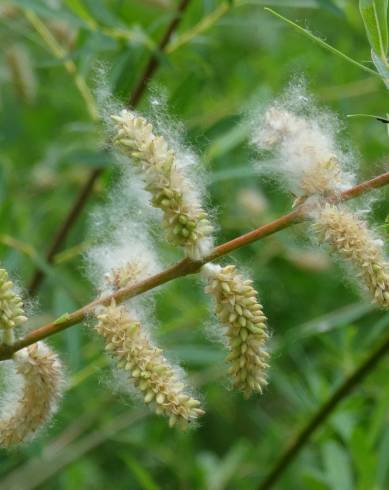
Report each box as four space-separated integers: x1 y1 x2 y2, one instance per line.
202 264 270 398
104 262 148 291
111 110 214 260
95 301 204 429
0 268 27 332
0 342 64 448
313 203 389 308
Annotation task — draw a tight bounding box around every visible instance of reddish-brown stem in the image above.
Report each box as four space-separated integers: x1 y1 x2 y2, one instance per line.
27 0 192 295
1 171 388 361
341 170 389 199
210 208 303 260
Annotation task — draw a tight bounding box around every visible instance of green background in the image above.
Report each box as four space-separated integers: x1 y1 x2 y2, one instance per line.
0 1 388 489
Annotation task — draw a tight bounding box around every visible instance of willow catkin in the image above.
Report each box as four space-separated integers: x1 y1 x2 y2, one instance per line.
0 342 64 448
0 268 27 335
95 302 204 429
202 264 270 398
252 87 354 199
111 110 214 260
260 107 346 196
313 203 389 308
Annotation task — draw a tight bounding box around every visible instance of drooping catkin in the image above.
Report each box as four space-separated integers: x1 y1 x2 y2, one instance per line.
0 342 64 448
95 301 204 429
111 109 214 260
312 203 389 309
202 263 270 398
0 268 27 336
251 87 354 198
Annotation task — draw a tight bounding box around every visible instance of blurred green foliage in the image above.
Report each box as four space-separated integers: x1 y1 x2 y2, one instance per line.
0 0 388 489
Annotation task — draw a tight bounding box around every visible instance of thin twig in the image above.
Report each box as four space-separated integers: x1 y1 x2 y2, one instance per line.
257 331 389 490
166 0 233 54
129 0 191 107
27 0 192 295
1 171 388 361
28 168 102 295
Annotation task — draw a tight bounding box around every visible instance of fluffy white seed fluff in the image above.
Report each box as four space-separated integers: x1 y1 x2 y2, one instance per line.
111 109 214 260
91 252 204 429
85 166 161 294
251 86 354 198
0 342 64 448
202 263 270 398
86 224 160 295
312 203 389 308
84 135 203 428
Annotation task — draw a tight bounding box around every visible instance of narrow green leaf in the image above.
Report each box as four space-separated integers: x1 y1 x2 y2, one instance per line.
119 454 160 490
64 0 97 28
264 8 381 78
322 441 354 490
206 442 247 490
371 48 389 87
301 470 329 490
347 113 387 119
359 0 388 59
350 427 377 490
209 167 260 185
12 0 85 27
205 122 249 163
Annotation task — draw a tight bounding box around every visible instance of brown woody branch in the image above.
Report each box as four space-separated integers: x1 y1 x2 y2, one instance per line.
257 330 389 490
1 170 388 361
27 0 192 295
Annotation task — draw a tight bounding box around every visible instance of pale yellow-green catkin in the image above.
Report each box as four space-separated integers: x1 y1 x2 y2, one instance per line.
95 302 204 429
0 268 27 336
313 203 389 308
111 110 214 260
0 342 64 448
202 264 270 398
